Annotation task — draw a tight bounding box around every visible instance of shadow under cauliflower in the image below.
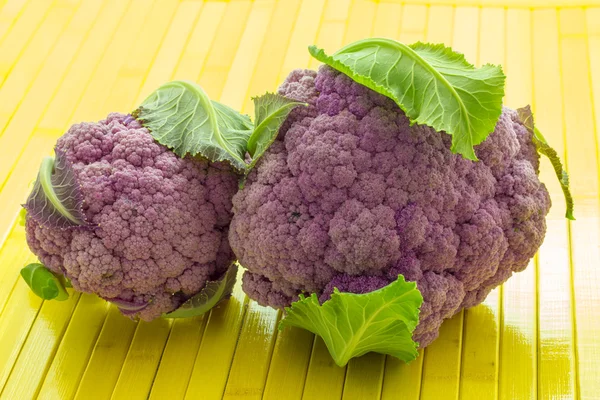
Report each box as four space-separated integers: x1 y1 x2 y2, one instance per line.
25 113 239 320
229 66 551 347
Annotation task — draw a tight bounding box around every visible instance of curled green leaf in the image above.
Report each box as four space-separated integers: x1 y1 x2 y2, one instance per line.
20 263 69 301
309 39 506 160
135 81 253 171
164 262 238 319
517 106 574 220
23 148 90 229
247 93 306 169
279 275 423 367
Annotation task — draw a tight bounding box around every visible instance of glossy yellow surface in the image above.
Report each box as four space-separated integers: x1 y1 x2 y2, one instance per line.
0 0 598 398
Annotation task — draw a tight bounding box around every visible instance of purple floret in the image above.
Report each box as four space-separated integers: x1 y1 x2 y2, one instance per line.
229 66 551 347
25 113 239 320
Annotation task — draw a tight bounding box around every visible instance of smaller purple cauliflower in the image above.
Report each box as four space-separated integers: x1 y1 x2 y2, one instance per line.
25 113 239 320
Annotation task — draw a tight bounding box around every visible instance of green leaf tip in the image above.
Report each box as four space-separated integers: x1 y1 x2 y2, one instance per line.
136 81 305 173
20 263 69 301
18 208 27 227
308 39 506 161
279 274 423 367
164 262 238 319
517 106 575 220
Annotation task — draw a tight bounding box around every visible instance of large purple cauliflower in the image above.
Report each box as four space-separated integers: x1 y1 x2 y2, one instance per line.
25 113 239 320
229 66 552 347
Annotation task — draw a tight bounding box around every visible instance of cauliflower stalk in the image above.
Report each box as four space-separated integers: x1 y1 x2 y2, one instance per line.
228 39 574 366
21 82 301 320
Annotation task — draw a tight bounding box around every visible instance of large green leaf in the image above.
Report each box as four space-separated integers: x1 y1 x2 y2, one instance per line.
23 148 90 229
279 275 423 367
309 39 506 160
517 106 574 220
20 263 69 301
135 82 304 172
135 81 253 171
164 263 238 319
247 93 306 169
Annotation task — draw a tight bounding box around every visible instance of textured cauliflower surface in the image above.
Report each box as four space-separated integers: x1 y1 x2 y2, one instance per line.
25 113 238 320
229 66 551 347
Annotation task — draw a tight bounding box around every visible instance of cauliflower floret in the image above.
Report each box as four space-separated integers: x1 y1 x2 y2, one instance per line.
25 113 239 320
229 66 551 347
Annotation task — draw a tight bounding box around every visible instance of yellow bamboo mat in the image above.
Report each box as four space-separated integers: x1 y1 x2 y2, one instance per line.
0 0 598 399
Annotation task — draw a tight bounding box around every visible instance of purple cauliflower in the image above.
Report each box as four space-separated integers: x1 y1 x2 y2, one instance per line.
25 113 239 320
229 66 551 347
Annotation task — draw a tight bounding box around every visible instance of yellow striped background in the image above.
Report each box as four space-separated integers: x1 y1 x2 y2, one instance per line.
0 0 598 399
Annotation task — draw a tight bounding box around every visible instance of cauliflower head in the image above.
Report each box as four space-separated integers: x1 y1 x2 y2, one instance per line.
25 113 238 320
229 66 552 347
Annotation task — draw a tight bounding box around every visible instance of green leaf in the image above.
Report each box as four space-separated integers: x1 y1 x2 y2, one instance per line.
517 106 575 220
18 208 27 227
246 93 306 168
309 39 506 160
279 275 423 367
164 262 238 319
23 148 91 229
20 263 69 301
135 81 253 171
